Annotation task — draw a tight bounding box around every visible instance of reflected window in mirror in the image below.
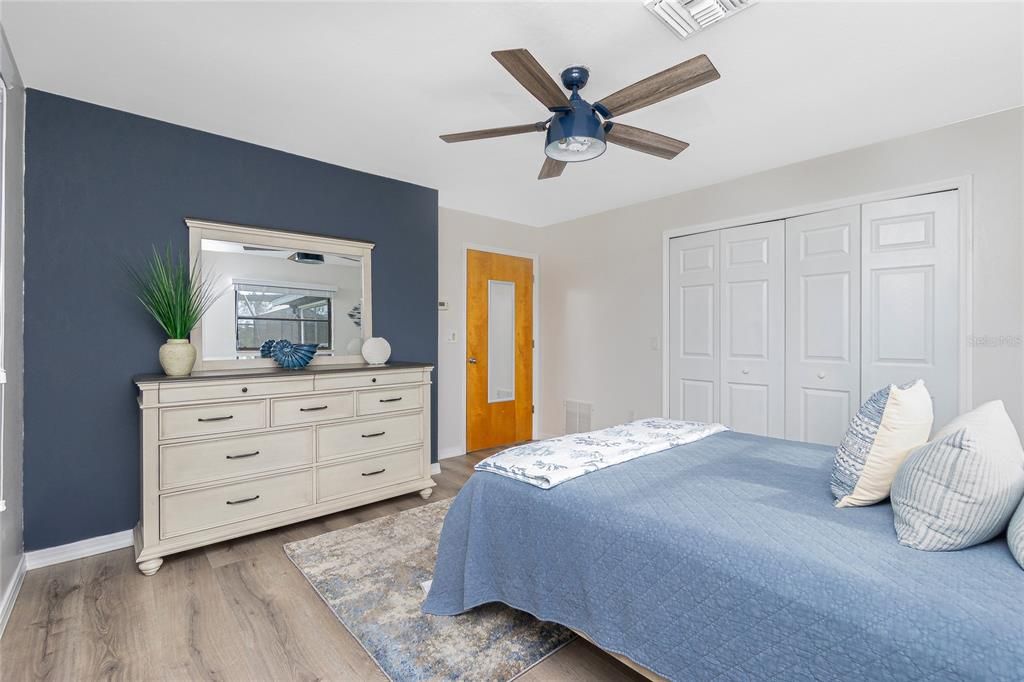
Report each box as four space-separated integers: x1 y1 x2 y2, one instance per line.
234 282 333 351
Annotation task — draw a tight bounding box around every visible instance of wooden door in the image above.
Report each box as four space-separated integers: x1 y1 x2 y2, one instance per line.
861 190 959 426
668 230 720 422
785 205 861 445
466 250 533 451
719 221 786 437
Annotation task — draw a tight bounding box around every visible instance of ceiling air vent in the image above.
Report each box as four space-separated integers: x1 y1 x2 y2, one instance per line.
644 0 756 39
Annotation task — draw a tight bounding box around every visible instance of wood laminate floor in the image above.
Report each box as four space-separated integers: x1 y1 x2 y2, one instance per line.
0 450 644 682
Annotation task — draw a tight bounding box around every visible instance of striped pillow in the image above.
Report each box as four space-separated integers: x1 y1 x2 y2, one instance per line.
831 380 933 507
891 428 1024 551
1009 501 1024 570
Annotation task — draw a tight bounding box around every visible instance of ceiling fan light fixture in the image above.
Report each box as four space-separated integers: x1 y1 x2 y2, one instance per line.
544 104 607 162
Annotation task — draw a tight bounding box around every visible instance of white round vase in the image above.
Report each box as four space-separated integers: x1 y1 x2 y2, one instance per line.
361 337 392 365
159 339 197 377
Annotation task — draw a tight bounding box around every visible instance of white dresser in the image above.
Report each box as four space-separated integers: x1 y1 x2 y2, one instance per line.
133 362 434 575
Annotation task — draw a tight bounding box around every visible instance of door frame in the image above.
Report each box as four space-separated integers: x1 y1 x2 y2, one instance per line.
456 243 541 456
661 174 974 421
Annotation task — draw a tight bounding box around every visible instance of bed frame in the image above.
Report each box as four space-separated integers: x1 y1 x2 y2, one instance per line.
572 629 667 681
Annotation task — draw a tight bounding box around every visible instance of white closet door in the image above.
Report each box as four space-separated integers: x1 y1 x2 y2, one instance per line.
785 206 861 445
668 231 720 422
861 191 959 426
719 221 785 437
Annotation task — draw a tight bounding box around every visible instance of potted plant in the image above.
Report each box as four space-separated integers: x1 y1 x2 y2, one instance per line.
128 245 218 376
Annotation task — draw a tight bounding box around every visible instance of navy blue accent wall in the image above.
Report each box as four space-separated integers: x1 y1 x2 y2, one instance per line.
23 90 438 550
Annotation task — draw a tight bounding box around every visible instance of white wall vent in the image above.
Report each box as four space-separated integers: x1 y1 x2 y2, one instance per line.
564 400 593 435
644 0 756 39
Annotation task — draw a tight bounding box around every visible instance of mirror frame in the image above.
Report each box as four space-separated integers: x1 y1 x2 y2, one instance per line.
186 218 374 371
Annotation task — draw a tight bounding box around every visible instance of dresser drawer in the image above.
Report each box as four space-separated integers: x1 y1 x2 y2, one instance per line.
315 370 423 392
160 469 313 539
356 387 422 416
317 449 423 502
159 377 314 404
271 392 354 427
160 428 314 489
317 414 422 462
160 400 266 440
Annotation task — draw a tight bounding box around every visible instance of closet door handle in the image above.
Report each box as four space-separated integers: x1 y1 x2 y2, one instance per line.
226 451 260 460
379 397 403 403
817 372 827 379
226 494 260 505
198 415 234 423
300 405 329 412
361 468 386 477
741 369 750 375
362 431 386 438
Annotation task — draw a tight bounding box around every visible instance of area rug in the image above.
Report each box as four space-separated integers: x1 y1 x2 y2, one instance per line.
284 499 574 681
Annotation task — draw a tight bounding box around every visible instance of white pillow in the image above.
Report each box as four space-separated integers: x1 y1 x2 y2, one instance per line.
831 380 933 508
892 427 1024 551
932 400 1024 464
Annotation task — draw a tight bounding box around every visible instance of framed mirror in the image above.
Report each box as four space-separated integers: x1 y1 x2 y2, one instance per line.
186 218 373 371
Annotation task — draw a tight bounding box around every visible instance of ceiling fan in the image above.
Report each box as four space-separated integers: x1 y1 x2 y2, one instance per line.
440 49 720 180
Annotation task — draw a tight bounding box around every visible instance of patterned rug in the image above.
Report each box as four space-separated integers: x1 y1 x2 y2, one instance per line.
284 498 575 681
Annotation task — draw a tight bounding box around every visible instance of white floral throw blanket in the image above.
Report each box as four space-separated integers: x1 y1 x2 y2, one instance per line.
475 418 728 489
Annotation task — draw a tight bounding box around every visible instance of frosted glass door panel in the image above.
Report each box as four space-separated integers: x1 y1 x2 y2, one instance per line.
488 280 515 403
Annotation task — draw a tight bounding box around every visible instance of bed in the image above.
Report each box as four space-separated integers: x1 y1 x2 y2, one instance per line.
423 430 1024 681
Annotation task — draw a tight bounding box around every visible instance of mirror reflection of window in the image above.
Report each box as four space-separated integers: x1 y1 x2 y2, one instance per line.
234 283 333 351
200 238 364 361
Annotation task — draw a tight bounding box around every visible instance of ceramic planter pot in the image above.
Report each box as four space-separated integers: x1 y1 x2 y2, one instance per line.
159 338 197 376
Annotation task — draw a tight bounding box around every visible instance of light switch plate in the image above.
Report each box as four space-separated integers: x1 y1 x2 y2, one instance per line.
438 300 449 311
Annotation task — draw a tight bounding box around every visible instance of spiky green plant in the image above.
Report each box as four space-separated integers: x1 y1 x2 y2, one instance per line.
127 245 219 339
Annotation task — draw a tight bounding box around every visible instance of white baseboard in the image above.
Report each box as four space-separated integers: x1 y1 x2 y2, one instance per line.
430 462 441 475
438 446 464 460
25 529 134 571
0 553 25 637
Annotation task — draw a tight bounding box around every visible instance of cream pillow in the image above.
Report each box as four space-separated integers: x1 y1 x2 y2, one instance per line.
831 380 933 508
931 400 1024 464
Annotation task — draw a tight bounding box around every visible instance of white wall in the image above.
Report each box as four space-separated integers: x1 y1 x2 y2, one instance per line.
538 108 1024 437
0 22 25 630
437 208 543 458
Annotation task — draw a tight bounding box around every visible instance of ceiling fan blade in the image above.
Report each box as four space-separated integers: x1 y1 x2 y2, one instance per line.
605 123 689 160
440 122 547 143
596 54 719 119
492 49 569 111
538 157 566 180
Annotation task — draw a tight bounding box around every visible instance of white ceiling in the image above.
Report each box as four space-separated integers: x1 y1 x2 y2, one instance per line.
4 1 1022 227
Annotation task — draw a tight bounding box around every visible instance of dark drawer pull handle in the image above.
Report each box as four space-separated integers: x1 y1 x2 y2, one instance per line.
379 397 403 403
226 451 260 460
226 494 260 505
300 405 329 412
362 431 386 438
198 415 234 423
361 468 386 477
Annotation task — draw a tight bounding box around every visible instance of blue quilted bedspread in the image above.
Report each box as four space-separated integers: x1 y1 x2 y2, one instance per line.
423 431 1024 681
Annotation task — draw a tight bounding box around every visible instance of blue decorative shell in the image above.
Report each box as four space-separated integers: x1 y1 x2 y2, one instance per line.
259 339 277 358
270 339 317 369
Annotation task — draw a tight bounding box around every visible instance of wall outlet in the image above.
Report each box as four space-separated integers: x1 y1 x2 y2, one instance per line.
649 336 660 351
446 331 457 343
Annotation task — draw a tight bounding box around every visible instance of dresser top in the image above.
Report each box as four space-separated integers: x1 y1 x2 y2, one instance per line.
133 360 434 386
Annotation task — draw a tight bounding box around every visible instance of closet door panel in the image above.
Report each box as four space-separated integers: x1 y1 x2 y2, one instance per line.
720 221 785 437
785 206 861 445
861 191 959 426
669 231 720 422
